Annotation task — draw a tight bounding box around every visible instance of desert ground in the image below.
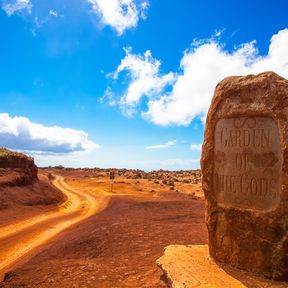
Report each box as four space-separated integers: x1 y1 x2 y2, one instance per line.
0 156 207 287
1 150 288 287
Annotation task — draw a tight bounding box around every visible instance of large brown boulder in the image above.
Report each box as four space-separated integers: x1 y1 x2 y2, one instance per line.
0 147 38 186
201 72 288 280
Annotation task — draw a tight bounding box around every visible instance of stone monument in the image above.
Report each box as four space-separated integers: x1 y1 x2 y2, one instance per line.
201 72 288 280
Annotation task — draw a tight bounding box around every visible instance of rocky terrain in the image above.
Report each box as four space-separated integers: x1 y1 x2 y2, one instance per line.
0 164 204 287
0 148 65 225
157 245 288 288
0 147 38 186
0 172 207 288
40 168 204 202
42 167 202 189
1 152 285 287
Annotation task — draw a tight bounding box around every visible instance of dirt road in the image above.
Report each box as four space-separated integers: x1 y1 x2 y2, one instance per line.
0 176 109 279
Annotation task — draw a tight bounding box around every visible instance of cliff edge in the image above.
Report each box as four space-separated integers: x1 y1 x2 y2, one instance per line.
0 147 38 186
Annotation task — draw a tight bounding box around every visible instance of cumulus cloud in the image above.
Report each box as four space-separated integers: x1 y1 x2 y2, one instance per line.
2 0 32 16
145 140 176 150
190 143 202 151
113 47 176 116
2 0 148 35
88 0 149 35
109 28 288 126
0 113 100 154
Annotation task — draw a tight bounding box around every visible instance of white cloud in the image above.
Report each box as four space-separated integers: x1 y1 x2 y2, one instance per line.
113 47 176 116
49 9 58 17
0 113 100 154
98 87 117 107
145 140 176 150
190 143 202 151
109 28 288 126
88 0 149 35
2 0 32 16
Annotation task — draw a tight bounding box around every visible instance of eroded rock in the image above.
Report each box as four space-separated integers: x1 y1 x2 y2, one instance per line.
0 147 38 186
201 72 288 280
157 245 288 287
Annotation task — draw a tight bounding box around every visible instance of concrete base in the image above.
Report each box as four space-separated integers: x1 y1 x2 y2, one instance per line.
157 245 288 288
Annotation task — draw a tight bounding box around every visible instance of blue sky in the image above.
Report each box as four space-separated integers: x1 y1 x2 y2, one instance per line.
0 0 288 170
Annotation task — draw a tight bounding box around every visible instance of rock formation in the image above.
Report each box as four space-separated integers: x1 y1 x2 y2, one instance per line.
201 72 288 280
0 147 38 186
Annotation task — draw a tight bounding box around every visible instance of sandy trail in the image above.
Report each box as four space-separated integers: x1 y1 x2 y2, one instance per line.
0 175 109 279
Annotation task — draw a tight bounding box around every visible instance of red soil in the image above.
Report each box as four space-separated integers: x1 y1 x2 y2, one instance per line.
0 173 65 227
0 188 207 287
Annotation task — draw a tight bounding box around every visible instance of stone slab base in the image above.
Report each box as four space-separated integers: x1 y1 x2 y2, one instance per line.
157 245 288 288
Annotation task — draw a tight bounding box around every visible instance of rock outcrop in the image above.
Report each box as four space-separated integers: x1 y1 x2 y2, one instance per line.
201 72 288 280
0 147 38 186
157 245 288 287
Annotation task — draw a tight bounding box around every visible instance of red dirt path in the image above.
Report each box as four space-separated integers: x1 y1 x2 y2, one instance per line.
1 190 207 287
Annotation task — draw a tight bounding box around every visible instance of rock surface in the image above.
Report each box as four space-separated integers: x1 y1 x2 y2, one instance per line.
0 147 38 186
201 72 288 280
157 245 288 288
